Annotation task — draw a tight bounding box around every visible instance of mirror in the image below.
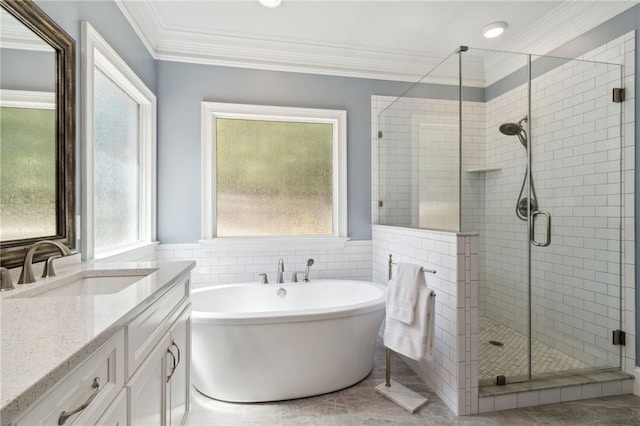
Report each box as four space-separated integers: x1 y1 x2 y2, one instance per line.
0 0 75 269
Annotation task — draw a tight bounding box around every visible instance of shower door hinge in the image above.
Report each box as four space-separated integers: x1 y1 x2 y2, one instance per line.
613 330 626 346
613 88 625 103
378 131 383 138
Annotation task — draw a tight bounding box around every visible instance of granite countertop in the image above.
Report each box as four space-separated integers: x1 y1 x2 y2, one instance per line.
0 260 195 424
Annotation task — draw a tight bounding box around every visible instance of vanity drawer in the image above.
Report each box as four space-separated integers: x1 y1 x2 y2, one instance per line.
15 330 125 426
127 275 189 378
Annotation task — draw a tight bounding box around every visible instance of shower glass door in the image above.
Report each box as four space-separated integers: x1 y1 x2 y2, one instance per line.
529 54 623 378
469 49 533 384
472 47 623 386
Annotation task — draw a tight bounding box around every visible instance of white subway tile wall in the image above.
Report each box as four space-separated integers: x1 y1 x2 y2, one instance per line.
371 225 479 415
481 32 635 374
155 240 372 288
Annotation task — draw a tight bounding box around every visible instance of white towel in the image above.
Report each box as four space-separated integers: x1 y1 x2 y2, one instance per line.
384 287 436 361
386 263 425 324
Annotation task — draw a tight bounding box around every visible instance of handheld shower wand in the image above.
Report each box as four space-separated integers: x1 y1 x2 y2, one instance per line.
499 116 538 221
303 258 314 282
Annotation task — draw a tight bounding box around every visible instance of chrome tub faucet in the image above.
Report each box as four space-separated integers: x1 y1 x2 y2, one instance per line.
276 258 285 284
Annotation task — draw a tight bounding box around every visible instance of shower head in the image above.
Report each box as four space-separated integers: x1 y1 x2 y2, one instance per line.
499 117 528 148
499 122 522 136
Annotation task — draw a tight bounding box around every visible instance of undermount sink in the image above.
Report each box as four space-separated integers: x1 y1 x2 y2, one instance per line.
20 269 158 298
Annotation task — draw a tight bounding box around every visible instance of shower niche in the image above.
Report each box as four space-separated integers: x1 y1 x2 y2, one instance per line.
376 40 632 393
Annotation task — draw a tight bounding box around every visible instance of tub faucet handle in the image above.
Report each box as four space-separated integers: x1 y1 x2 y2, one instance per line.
258 273 269 284
291 272 298 283
0 267 15 292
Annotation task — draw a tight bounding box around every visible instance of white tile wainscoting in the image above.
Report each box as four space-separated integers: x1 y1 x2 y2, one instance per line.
155 240 372 288
372 224 479 415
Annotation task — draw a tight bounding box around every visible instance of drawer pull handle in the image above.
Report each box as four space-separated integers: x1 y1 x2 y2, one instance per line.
58 377 101 425
171 340 181 368
166 340 182 382
166 347 177 382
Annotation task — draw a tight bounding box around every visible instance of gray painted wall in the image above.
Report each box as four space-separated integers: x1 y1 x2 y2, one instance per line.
155 62 482 242
0 48 55 92
36 0 155 91
32 0 156 222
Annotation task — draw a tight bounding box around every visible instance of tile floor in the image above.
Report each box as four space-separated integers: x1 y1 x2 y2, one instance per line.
479 317 590 381
187 341 640 425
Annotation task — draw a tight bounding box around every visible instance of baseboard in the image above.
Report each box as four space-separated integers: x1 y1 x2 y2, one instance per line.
635 367 640 397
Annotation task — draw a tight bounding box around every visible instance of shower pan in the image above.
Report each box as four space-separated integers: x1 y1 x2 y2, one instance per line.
377 45 625 389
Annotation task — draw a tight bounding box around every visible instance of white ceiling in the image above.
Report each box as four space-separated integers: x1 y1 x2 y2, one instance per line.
117 0 637 86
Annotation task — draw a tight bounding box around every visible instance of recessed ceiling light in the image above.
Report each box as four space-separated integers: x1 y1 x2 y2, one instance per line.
259 0 282 8
482 21 507 39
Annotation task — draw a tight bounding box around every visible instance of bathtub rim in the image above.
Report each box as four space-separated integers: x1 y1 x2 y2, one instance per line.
191 279 386 325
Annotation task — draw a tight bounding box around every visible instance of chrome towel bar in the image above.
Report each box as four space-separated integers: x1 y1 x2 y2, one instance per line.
387 254 436 281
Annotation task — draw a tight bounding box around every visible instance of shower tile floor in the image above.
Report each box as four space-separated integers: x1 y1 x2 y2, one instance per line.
479 317 590 381
187 339 640 425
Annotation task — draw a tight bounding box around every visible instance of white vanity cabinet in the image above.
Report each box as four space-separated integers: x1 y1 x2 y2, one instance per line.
9 269 192 426
129 304 191 426
129 333 170 424
166 307 191 426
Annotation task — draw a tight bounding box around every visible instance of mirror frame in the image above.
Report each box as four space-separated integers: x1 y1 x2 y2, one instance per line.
0 0 75 269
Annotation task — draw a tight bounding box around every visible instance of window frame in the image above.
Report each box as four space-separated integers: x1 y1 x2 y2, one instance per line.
201 102 347 250
81 21 156 260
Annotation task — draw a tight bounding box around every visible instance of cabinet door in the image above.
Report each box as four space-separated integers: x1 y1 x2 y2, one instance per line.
128 334 170 425
168 305 191 426
96 389 127 425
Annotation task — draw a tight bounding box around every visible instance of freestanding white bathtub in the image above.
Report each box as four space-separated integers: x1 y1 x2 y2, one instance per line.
191 280 386 402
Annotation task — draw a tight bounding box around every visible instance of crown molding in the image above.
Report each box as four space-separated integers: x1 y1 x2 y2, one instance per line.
482 1 636 86
114 0 160 59
116 0 489 84
154 33 476 84
117 1 635 87
155 34 487 86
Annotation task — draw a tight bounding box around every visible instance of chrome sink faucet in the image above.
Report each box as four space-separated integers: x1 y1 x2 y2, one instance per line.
276 258 285 284
18 240 72 284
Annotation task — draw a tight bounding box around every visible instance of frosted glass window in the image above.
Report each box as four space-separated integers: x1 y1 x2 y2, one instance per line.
216 119 333 237
93 69 140 252
0 107 56 240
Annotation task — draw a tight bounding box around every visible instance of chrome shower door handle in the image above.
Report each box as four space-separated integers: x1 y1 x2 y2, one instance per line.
530 210 551 247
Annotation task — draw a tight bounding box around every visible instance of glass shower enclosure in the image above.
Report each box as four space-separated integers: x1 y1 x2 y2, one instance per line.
377 46 623 385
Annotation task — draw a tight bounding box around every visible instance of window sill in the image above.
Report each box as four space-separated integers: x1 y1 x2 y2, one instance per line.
199 237 349 252
94 242 159 262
